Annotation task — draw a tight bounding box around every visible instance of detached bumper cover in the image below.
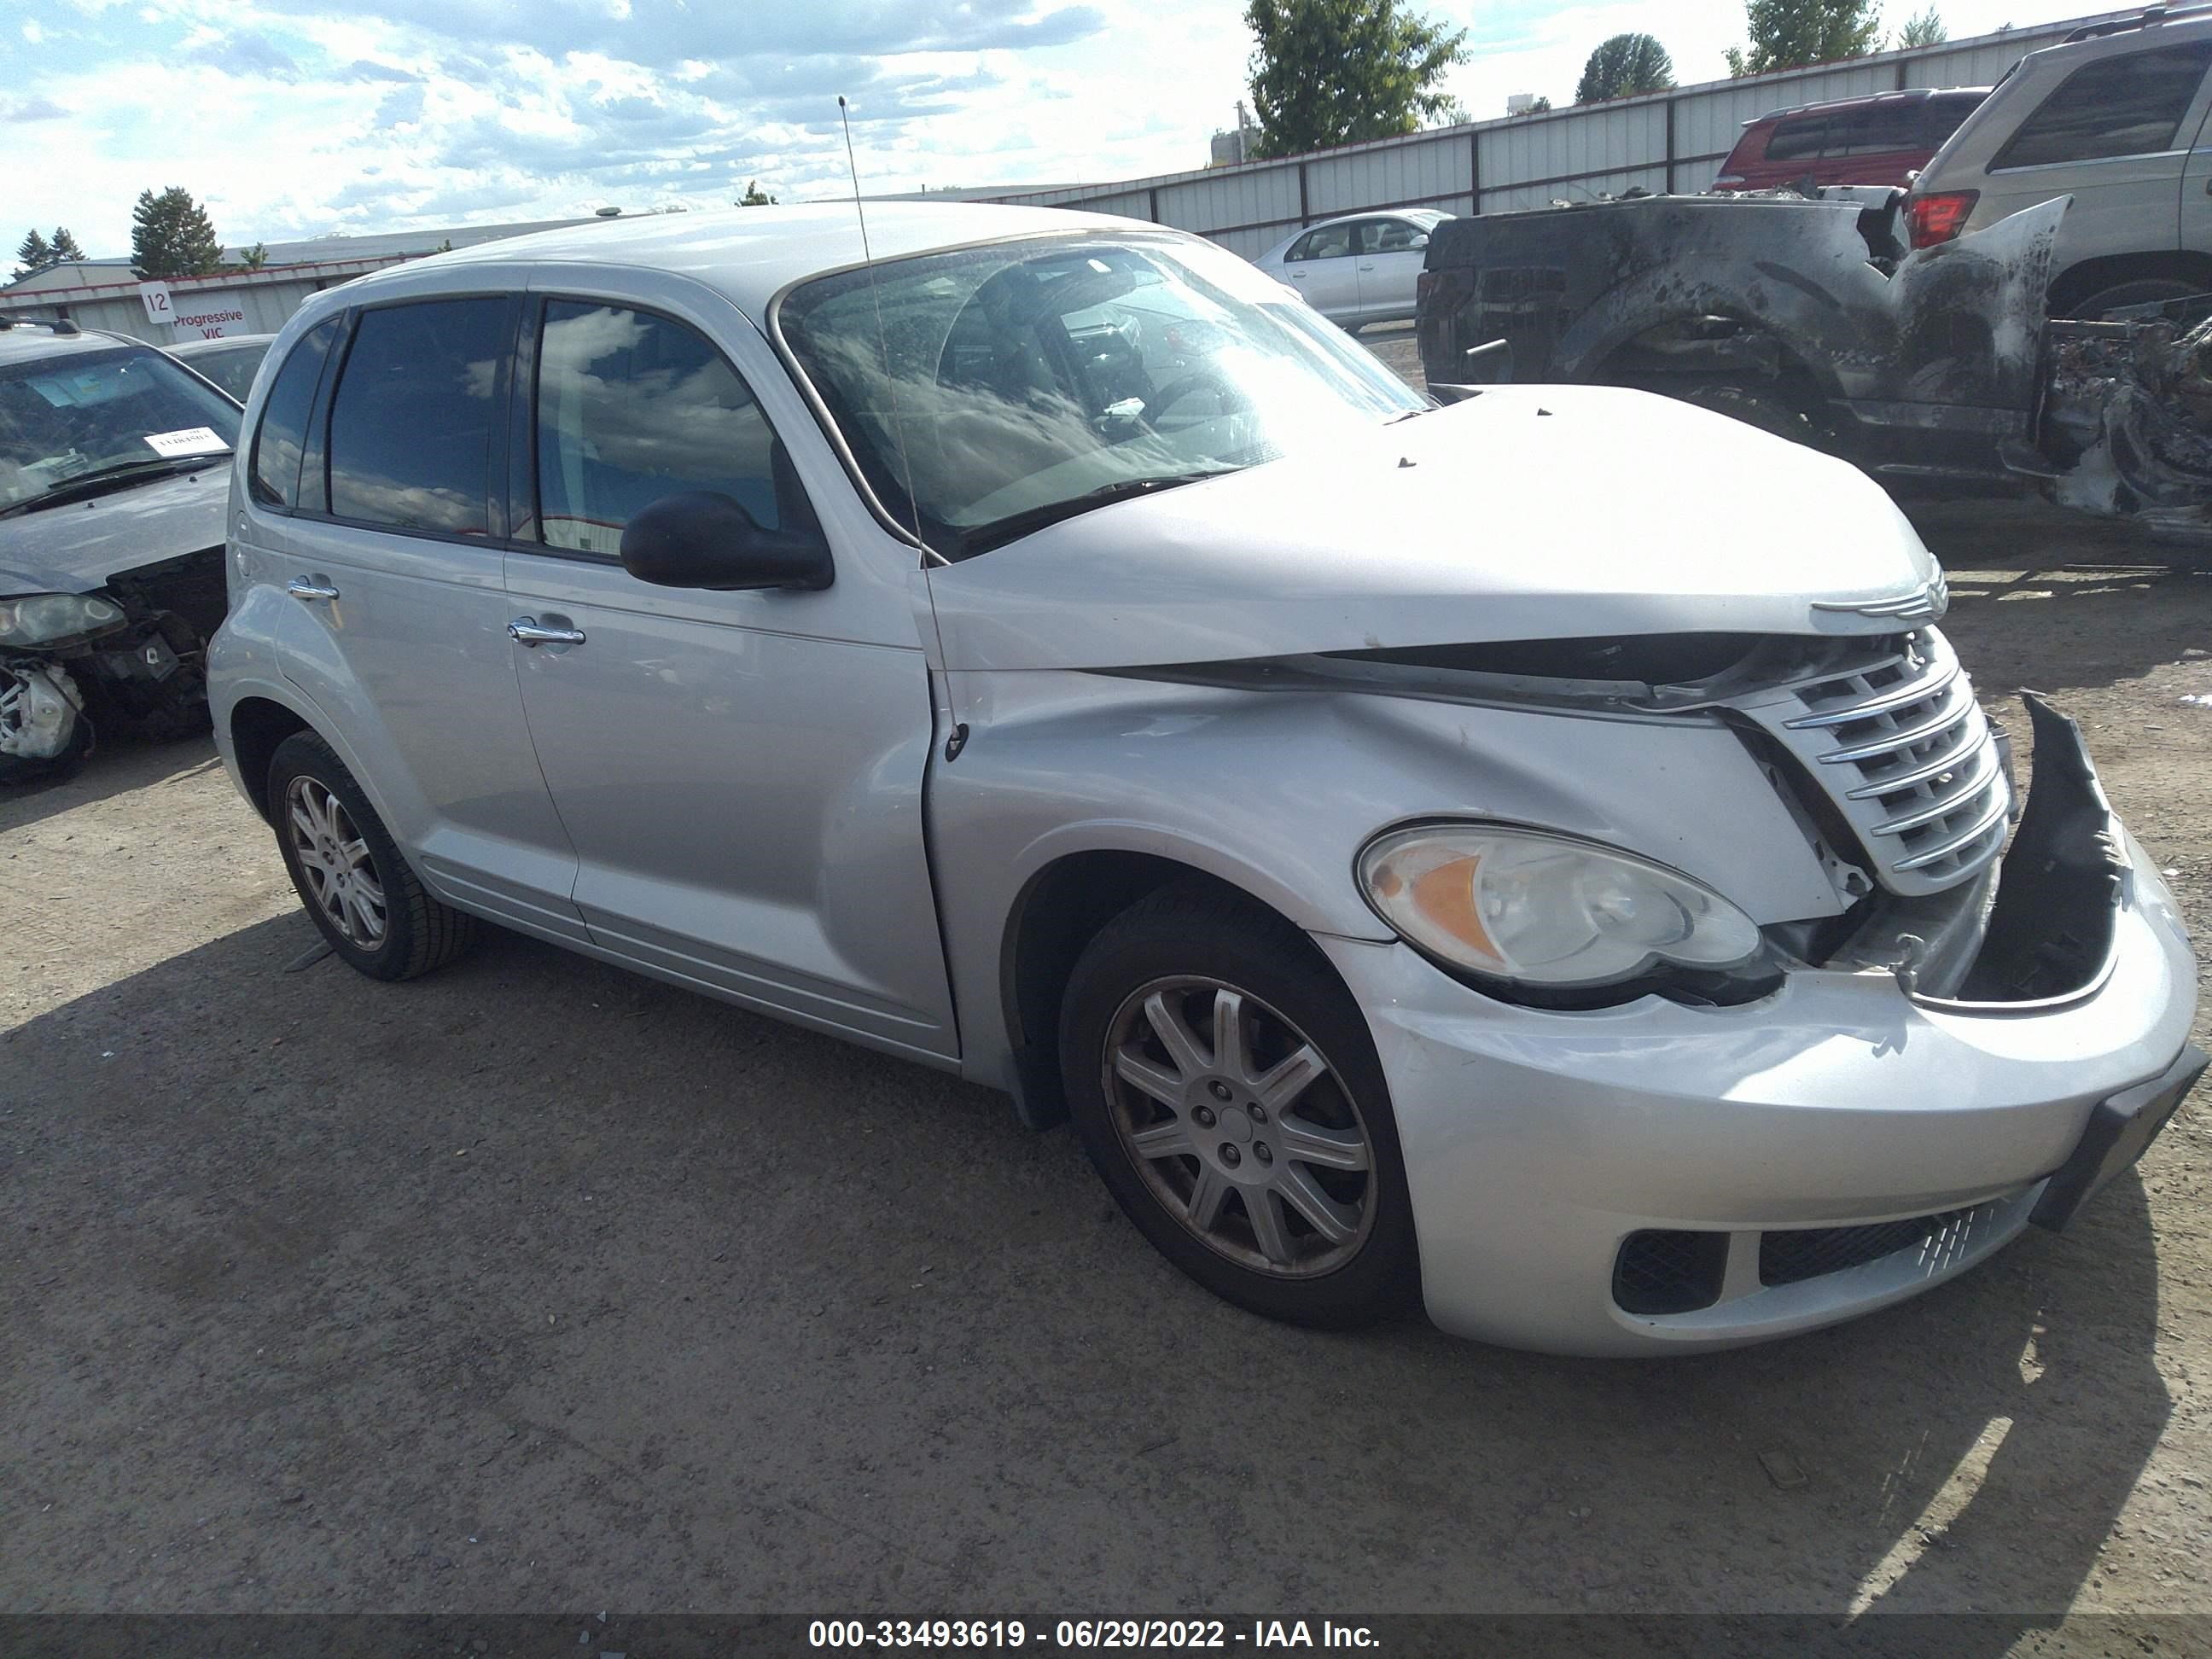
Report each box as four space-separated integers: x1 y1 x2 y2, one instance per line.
1320 707 2198 1354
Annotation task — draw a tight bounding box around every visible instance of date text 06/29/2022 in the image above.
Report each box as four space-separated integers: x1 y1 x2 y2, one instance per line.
806 1619 1381 1649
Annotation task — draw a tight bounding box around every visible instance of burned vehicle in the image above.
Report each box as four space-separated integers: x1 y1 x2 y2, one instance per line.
1 320 236 782
1415 189 2069 492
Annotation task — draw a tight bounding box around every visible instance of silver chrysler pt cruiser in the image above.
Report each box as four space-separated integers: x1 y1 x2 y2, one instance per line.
208 203 2203 1354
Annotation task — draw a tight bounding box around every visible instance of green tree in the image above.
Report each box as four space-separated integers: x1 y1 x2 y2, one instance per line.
1724 0 1883 76
50 227 84 262
1576 32 1676 102
1244 0 1468 160
236 241 270 270
737 179 777 206
131 187 224 279
15 228 53 279
1523 95 1552 114
1897 6 1945 45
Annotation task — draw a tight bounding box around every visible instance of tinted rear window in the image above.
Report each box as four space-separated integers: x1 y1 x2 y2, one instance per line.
1765 102 1933 162
1994 42 2212 169
249 321 338 509
327 298 508 535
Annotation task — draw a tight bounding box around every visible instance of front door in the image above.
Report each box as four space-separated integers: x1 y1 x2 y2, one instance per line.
266 294 587 941
501 289 958 1061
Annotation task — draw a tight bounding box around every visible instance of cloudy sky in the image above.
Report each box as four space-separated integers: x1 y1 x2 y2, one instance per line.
4 0 2088 257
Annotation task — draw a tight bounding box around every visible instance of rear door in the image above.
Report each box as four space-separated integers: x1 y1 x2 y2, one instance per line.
1353 217 1432 323
1278 223 1359 320
499 276 957 1061
264 290 587 940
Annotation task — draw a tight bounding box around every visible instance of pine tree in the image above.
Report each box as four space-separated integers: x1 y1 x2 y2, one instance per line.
737 180 777 206
1244 0 1468 159
1897 7 1946 46
15 229 53 280
131 187 225 279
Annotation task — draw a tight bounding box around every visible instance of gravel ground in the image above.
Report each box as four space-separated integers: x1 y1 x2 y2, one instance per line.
3 332 2211 1639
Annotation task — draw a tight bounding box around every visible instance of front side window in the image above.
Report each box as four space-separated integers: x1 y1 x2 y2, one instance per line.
1994 43 2212 170
534 301 782 556
780 233 1425 560
0 345 242 514
326 298 508 535
250 320 340 509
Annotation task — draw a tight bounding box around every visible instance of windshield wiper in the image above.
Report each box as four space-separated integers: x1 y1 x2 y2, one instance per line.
957 470 1237 556
0 455 224 518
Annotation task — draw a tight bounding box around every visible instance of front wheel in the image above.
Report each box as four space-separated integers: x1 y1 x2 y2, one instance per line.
1059 887 1419 1329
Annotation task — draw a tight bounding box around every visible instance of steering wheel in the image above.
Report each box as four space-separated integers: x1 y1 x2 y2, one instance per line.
1145 373 1250 428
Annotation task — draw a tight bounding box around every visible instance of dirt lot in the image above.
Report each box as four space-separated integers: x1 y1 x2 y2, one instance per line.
5 335 2212 1641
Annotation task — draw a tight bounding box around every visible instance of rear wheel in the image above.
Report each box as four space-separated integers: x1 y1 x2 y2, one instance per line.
1059 887 1418 1329
2069 277 2202 320
267 731 478 981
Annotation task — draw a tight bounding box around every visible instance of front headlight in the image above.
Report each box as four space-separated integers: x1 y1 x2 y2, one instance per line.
1358 824 1765 991
0 592 126 647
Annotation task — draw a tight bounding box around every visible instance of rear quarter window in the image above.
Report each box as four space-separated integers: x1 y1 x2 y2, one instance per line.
1993 42 2212 169
248 320 339 509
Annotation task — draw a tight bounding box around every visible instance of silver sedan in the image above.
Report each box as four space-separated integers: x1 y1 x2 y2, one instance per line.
1252 208 1451 330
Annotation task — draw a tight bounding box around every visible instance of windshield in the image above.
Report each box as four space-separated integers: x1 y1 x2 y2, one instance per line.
778 233 1426 558
174 342 266 402
0 345 243 511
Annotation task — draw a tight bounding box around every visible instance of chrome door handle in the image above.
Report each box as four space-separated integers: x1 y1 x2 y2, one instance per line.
286 578 340 602
508 617 586 647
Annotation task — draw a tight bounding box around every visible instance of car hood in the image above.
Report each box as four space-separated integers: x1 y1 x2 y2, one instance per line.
923 385 1946 672
0 463 230 595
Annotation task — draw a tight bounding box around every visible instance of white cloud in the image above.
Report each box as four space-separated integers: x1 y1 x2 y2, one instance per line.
0 0 2107 257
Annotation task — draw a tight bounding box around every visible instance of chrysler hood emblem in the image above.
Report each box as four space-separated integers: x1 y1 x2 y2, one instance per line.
1811 571 1948 624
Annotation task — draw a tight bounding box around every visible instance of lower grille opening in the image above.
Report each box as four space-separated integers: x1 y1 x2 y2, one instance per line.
1613 1230 1728 1314
1759 1206 1982 1287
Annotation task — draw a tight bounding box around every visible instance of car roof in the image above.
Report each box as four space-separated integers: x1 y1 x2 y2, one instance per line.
166 334 275 356
328 201 1176 325
0 324 148 368
1750 86 1989 124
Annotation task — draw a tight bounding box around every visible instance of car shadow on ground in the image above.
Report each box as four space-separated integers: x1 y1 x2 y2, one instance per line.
2 906 2171 1624
0 731 220 837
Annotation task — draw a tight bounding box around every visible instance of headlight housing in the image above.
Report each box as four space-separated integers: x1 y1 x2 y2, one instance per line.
0 592 126 648
1358 824 1767 998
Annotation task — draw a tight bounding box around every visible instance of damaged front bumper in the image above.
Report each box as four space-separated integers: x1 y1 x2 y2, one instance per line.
1318 699 2200 1354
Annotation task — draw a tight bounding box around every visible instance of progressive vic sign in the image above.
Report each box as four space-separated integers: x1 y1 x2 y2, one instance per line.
137 280 249 340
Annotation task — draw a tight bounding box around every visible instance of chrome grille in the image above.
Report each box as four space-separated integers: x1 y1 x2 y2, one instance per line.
1732 628 2009 897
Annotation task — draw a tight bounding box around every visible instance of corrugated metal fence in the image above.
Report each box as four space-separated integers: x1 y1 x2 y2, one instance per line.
981 11 2131 257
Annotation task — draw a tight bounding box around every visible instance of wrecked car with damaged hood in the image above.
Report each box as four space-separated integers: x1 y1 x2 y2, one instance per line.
208 204 2202 1354
2 321 236 783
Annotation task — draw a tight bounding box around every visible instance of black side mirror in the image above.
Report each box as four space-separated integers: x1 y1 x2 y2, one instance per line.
619 491 834 592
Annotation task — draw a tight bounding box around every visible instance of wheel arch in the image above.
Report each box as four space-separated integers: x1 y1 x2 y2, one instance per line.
996 850 1352 1131
229 695 314 823
2048 250 2212 317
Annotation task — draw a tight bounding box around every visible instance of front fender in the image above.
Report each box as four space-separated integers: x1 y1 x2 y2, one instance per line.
928 667 1844 1092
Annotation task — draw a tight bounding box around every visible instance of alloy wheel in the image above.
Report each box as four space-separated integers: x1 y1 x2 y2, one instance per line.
1101 975 1377 1278
284 774 387 947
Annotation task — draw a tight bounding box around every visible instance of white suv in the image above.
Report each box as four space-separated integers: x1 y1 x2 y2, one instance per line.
1907 7 2212 315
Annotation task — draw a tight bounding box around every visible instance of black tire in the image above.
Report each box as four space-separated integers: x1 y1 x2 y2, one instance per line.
2068 277 2202 321
1059 885 1419 1329
266 731 478 981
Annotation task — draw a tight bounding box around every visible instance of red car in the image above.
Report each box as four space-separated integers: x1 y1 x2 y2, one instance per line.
1712 88 1988 193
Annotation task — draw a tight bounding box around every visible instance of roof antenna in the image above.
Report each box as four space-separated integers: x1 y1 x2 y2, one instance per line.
838 95 934 562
